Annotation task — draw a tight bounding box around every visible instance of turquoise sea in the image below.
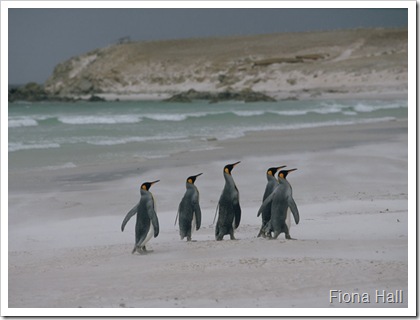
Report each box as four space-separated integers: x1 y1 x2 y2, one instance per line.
8 99 407 173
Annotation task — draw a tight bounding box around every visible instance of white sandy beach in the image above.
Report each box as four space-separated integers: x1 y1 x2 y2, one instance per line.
7 118 410 315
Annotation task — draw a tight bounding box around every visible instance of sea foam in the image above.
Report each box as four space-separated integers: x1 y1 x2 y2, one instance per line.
8 118 39 128
9 142 61 152
58 115 141 125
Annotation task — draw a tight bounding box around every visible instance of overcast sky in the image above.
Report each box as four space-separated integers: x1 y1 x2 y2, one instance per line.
8 8 407 84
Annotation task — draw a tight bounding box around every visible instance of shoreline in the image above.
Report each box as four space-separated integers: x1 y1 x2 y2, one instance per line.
8 118 408 195
57 89 408 103
8 89 408 104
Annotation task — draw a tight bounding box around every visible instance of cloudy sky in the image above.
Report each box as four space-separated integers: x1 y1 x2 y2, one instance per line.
8 8 407 84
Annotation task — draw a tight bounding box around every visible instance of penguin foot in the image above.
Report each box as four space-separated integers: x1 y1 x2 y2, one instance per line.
132 245 146 254
133 246 154 254
134 246 144 254
142 246 154 253
139 249 154 255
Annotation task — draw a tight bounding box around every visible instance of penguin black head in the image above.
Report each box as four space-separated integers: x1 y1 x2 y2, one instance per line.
224 161 240 175
187 173 203 184
278 168 297 179
267 165 286 176
140 180 160 191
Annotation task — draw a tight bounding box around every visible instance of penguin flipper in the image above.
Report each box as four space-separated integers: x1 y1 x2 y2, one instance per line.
233 199 241 229
289 197 300 225
257 193 274 217
147 199 160 237
151 213 159 237
212 203 219 225
193 200 202 231
121 202 139 232
174 202 181 226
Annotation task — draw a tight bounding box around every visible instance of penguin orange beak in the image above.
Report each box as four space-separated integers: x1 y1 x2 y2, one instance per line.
231 161 241 167
277 165 287 170
194 173 203 178
224 161 240 175
141 180 160 191
286 168 297 174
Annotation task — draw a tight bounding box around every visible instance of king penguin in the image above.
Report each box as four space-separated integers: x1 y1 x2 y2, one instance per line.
257 166 286 238
258 169 299 240
175 173 203 241
215 161 241 241
121 180 160 254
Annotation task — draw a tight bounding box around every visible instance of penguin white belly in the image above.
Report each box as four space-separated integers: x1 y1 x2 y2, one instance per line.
286 208 291 231
191 213 196 235
140 222 154 247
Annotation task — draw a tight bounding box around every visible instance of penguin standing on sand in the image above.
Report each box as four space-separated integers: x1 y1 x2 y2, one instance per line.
257 166 286 238
258 169 299 240
215 161 241 240
121 180 160 254
175 173 203 241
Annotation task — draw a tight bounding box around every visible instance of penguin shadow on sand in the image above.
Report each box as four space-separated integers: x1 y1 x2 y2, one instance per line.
257 168 300 241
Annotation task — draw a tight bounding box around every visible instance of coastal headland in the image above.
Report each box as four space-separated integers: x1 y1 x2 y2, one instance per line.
9 27 407 102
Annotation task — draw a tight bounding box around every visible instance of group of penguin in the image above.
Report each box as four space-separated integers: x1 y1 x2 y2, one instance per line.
121 161 300 254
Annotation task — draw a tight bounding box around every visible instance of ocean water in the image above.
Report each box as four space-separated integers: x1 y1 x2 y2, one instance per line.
8 99 407 173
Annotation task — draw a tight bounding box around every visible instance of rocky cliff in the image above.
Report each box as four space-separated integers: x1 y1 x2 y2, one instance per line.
44 28 408 100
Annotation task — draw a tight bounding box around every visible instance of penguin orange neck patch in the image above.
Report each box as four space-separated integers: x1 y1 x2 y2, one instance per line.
187 178 193 184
